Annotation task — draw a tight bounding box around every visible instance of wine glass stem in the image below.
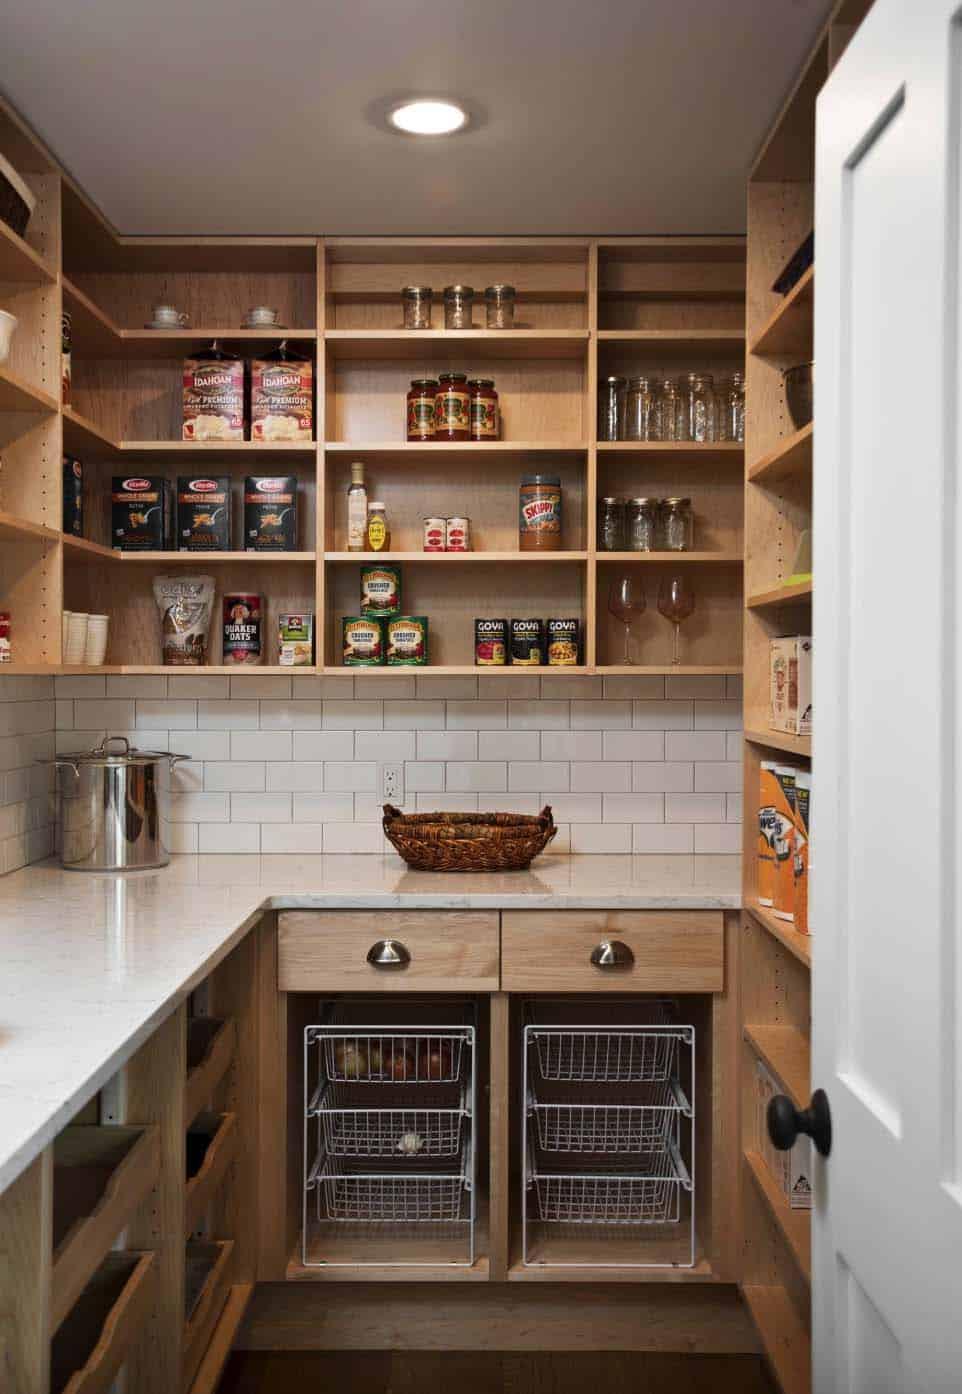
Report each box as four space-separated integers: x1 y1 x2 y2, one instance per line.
623 622 631 665
672 621 681 665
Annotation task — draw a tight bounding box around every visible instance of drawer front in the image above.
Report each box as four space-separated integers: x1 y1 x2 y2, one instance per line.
501 910 724 992
277 910 500 991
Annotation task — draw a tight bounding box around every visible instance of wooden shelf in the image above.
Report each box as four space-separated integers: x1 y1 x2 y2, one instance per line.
597 329 745 353
62 406 121 456
185 1018 236 1128
0 510 61 546
0 362 58 414
748 423 813 485
325 329 589 359
184 1113 238 1237
186 1283 253 1394
597 441 743 461
0 219 56 283
120 440 316 458
324 440 588 456
744 728 811 759
506 1257 718 1283
746 900 811 967
597 551 742 565
119 551 316 564
56 665 320 675
51 1251 157 1394
325 550 587 563
598 664 742 676
746 579 812 610
750 265 814 357
745 1150 811 1282
744 1025 810 1110
184 1241 235 1392
62 533 116 561
742 1284 811 1394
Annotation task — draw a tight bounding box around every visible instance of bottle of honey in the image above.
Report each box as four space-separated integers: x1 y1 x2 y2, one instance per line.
366 501 390 552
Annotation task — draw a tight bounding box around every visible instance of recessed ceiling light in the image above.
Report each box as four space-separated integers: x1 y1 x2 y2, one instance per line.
389 99 468 136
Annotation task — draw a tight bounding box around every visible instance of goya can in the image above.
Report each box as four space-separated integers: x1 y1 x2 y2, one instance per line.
386 615 428 665
546 617 581 666
360 564 401 617
343 616 384 666
510 618 543 666
475 618 507 666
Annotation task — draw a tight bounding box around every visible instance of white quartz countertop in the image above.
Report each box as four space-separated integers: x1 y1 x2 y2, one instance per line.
0 853 739 1193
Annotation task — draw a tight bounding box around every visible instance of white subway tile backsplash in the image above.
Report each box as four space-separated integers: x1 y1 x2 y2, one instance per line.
135 699 198 731
417 731 478 761
73 700 135 731
55 700 73 728
694 762 743 793
477 674 540 699
169 791 230 823
571 700 631 730
540 675 603 699
198 700 259 730
107 675 169 698
571 823 632 854
665 675 727 699
231 675 291 699
476 794 541 815
260 699 323 730
200 823 260 853
694 823 742 854
602 793 664 823
508 700 569 730
727 792 743 823
603 731 665 762
446 700 507 730
267 763 324 792
603 675 665 700
631 762 694 792
205 763 266 792
171 762 203 793
445 762 508 792
416 792 478 812
355 731 417 761
293 793 354 822
236 730 292 761
165 822 199 854
172 730 232 761
665 731 728 762
293 732 353 762
406 761 444 792
693 700 743 731
54 676 106 698
293 674 355 698
569 762 631 793
168 675 230 698
262 824 324 853
352 674 414 698
546 793 603 823
727 674 743 700
231 792 291 822
415 676 478 700
508 762 569 793
632 823 695 854
323 700 383 729
324 762 378 792
540 731 602 762
322 823 385 853
480 730 540 761
632 700 693 731
384 700 445 730
726 731 742 762
665 792 727 823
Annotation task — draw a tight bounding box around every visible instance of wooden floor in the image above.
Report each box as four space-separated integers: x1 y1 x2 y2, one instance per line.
219 1351 775 1392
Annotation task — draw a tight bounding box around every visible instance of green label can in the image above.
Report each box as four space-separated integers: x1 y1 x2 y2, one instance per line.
360 564 401 617
386 615 428 665
342 616 384 666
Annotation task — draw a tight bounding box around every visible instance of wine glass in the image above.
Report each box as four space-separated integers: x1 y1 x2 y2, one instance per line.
657 575 695 665
607 576 646 665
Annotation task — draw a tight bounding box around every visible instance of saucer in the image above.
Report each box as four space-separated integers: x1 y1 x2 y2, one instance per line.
145 320 188 330
242 319 285 330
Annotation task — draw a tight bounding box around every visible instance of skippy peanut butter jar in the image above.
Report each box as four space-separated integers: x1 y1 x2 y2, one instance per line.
519 474 562 550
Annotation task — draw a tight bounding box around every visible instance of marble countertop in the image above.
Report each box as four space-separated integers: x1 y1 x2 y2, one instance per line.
0 853 739 1193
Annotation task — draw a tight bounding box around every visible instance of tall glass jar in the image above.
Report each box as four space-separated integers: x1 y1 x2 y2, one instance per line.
679 373 717 442
443 285 474 330
653 378 681 441
435 373 471 441
598 376 626 441
626 497 658 552
717 371 745 443
598 497 625 552
484 284 516 329
625 376 656 441
662 496 693 551
401 286 432 330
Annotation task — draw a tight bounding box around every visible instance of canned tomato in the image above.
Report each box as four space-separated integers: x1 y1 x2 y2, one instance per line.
360 564 401 617
475 617 507 666
0 612 10 664
546 617 581 666
386 615 428 665
510 618 543 666
343 616 384 666
445 516 470 551
222 593 262 665
423 517 446 552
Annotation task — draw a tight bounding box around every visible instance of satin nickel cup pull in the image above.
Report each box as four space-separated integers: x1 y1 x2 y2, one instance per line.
590 939 635 970
366 938 411 969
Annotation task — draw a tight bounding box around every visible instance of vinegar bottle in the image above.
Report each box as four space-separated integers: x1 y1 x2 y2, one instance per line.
347 462 367 552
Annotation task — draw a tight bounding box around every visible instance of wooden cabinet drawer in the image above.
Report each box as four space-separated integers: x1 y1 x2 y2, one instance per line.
277 910 500 991
501 910 724 992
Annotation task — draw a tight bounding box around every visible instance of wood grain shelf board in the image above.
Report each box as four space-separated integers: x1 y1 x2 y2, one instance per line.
744 1025 810 1110
324 550 587 563
746 580 812 610
748 423 813 484
117 551 316 564
0 510 61 546
0 363 58 414
597 551 743 564
744 728 812 759
599 664 742 676
742 1284 811 1394
62 277 123 356
286 1254 491 1282
506 1258 719 1283
61 534 116 561
185 1283 253 1394
323 440 588 455
746 900 812 967
56 664 320 676
120 440 316 457
62 407 121 456
744 1150 811 1282
597 441 744 461
185 1018 237 1130
323 329 589 359
598 330 745 352
0 219 56 283
749 265 814 357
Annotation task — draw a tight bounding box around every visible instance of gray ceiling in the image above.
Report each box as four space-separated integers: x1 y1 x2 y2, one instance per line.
1 0 832 237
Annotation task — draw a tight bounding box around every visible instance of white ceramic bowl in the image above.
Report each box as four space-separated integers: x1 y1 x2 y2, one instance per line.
0 309 18 364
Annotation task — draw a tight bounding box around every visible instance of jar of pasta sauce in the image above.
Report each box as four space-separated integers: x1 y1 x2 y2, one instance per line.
435 373 470 441
469 379 499 440
407 378 438 441
519 474 562 551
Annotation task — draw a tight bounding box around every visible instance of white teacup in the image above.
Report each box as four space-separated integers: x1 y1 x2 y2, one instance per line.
150 304 188 327
0 309 18 364
245 306 278 326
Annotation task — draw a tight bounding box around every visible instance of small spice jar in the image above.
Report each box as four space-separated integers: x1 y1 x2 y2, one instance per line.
626 497 659 552
407 378 438 441
484 284 516 329
401 286 432 330
653 378 682 441
366 501 391 552
468 378 499 440
598 376 627 441
662 496 693 551
625 375 656 442
598 497 625 552
679 372 716 442
519 474 562 551
443 285 474 330
435 372 471 441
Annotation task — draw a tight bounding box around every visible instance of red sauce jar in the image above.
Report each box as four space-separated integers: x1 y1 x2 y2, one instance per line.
435 372 470 441
407 378 438 442
469 378 499 440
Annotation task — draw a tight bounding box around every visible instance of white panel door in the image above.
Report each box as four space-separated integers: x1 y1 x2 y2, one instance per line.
814 1 962 1389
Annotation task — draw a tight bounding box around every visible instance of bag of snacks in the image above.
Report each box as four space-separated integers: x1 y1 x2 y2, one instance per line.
152 574 215 666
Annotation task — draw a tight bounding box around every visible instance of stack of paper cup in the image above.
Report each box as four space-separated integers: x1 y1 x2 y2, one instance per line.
64 611 88 665
62 611 72 653
84 614 109 666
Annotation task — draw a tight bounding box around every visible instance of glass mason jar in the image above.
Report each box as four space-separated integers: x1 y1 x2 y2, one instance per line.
626 497 659 552
717 371 745 443
597 496 626 552
484 284 516 329
679 372 717 442
598 376 627 441
401 286 432 330
653 377 682 441
443 285 474 330
662 496 693 551
624 375 656 442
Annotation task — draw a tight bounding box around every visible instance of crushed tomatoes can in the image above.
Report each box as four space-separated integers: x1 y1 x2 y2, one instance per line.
343 616 384 666
386 615 428 665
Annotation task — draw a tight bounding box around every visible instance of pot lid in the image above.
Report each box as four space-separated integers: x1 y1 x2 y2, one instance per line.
59 735 189 766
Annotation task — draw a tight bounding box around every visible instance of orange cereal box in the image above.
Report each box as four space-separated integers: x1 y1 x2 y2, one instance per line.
793 770 810 934
758 761 779 906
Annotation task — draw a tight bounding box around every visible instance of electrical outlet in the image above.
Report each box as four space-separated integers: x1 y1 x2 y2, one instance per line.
380 762 404 803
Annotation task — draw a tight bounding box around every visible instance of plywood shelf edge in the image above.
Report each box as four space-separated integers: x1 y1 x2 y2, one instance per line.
742 1284 811 1394
744 1150 812 1283
745 901 811 966
743 1025 810 1111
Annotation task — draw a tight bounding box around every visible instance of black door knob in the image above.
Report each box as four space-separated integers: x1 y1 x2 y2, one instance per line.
767 1088 832 1158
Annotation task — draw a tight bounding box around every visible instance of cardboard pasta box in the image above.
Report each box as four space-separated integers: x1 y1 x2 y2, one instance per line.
770 635 812 735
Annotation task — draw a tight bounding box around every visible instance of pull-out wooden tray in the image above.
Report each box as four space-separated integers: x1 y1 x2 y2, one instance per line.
185 1112 238 1236
51 1251 156 1394
183 1240 235 1391
185 1017 236 1126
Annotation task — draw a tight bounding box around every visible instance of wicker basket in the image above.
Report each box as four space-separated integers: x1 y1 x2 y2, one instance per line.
382 804 556 872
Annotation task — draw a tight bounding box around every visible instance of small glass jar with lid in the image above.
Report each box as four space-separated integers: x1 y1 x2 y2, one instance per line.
484 284 516 329
598 376 627 441
401 286 432 330
598 497 626 552
626 497 659 552
443 285 475 330
679 372 717 442
435 372 471 441
653 377 682 441
717 371 745 443
662 496 693 552
625 376 657 442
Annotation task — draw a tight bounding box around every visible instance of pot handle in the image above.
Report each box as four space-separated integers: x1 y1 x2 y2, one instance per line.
168 754 191 767
98 735 131 756
50 758 81 777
